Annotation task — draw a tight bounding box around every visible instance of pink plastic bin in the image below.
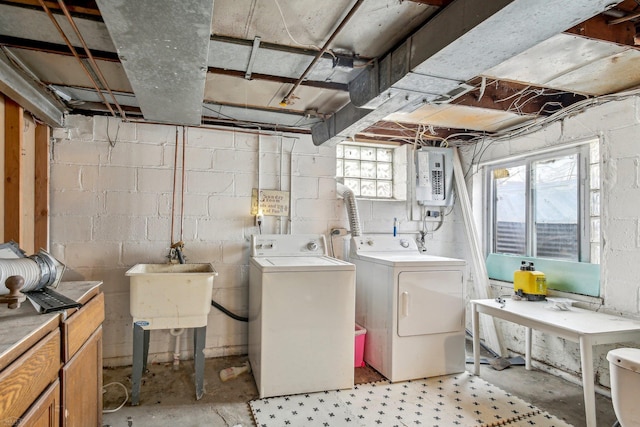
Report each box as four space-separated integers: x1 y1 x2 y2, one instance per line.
354 323 366 367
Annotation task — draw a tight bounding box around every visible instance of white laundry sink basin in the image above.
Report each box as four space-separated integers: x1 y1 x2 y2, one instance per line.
126 263 218 329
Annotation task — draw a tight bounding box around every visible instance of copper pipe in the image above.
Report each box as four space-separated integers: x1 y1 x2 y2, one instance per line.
56 0 127 119
180 126 186 241
37 0 116 117
170 127 179 244
280 0 365 105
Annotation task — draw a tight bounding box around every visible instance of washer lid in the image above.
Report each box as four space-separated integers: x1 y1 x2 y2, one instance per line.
352 252 466 267
251 256 355 272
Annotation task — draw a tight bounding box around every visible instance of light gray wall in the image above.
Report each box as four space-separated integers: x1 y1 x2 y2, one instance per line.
461 96 640 390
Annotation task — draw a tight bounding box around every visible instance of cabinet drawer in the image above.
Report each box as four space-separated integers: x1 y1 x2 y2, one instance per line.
62 292 104 361
0 329 61 422
16 379 61 427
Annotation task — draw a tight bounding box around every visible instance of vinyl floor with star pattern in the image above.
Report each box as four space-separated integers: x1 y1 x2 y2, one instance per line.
249 371 572 427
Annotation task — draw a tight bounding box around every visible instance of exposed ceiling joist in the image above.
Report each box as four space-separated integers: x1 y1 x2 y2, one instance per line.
357 120 472 143
312 0 623 145
96 0 214 126
452 78 588 116
0 34 119 61
208 67 348 91
565 13 638 46
0 0 101 17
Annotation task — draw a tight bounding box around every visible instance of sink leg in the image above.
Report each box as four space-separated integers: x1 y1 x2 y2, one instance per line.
142 327 150 370
131 323 150 405
194 326 206 400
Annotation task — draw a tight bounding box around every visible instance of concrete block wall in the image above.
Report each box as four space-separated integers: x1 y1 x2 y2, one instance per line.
50 115 348 366
462 96 640 390
51 115 468 367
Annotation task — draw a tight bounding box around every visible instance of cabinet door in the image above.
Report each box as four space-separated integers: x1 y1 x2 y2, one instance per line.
61 327 102 427
16 380 60 427
0 330 61 423
397 270 464 337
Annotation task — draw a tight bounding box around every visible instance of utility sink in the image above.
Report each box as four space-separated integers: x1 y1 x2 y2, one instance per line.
126 263 218 330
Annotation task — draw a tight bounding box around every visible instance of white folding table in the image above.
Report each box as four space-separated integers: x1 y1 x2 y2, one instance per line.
471 298 640 427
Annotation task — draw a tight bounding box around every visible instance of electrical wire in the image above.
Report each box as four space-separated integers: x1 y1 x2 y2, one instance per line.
102 382 128 413
273 0 329 56
106 119 120 147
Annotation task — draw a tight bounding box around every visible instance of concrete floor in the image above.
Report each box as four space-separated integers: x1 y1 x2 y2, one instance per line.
102 345 618 427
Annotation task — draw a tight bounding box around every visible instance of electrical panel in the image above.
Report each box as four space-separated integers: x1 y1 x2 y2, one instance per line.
415 147 454 206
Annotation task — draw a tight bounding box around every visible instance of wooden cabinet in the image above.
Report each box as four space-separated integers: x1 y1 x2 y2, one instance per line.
0 282 103 427
17 381 61 427
61 328 102 427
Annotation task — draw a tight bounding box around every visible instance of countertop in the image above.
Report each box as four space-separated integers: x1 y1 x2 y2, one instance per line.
0 281 102 370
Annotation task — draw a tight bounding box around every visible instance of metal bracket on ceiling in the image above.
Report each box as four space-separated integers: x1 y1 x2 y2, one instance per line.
245 36 261 80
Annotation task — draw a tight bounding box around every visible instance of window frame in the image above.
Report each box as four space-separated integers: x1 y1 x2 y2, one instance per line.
484 144 592 263
336 141 407 201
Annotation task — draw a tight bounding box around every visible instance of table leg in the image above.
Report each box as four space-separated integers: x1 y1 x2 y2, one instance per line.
472 302 480 375
525 327 532 370
194 326 206 400
579 335 597 427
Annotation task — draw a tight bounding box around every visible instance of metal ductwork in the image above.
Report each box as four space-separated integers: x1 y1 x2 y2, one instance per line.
312 0 622 145
96 0 214 126
0 245 66 295
0 51 65 127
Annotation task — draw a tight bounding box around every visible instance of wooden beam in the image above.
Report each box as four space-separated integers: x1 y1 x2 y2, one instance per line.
359 121 476 143
458 78 589 115
4 98 23 244
34 122 49 250
0 0 102 18
565 13 637 47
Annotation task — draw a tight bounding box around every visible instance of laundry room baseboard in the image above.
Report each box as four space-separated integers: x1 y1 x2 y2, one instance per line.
249 371 572 427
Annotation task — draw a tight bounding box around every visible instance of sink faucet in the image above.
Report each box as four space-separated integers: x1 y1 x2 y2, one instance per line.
170 241 186 264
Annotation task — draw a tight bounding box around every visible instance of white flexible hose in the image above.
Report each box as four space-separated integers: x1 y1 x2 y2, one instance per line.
337 183 361 237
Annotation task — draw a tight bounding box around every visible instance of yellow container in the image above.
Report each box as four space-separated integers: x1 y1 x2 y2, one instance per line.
514 262 547 301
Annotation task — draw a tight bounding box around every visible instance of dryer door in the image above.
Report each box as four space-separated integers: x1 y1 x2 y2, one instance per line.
397 270 464 337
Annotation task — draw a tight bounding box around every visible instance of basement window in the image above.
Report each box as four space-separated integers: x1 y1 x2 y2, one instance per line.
336 142 407 201
484 140 601 296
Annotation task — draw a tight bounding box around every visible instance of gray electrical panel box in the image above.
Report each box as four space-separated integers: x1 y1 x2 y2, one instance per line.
415 147 454 206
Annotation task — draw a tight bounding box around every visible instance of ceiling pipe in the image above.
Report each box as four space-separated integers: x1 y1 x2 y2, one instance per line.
56 0 127 120
37 0 117 117
279 0 365 106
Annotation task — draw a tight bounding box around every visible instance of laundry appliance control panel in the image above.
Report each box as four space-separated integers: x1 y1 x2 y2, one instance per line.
251 234 328 257
351 235 419 253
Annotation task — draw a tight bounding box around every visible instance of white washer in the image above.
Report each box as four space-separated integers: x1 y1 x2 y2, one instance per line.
249 234 356 398
348 234 466 382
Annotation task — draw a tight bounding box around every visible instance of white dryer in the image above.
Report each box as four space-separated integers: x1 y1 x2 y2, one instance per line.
249 234 355 398
348 234 466 382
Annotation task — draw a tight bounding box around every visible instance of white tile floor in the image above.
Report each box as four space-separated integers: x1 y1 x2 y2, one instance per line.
102 350 617 427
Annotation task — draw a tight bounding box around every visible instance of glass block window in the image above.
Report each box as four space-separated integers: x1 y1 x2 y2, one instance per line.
336 143 394 198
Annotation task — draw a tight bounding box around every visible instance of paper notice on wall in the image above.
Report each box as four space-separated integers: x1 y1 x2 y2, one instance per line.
251 189 290 216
